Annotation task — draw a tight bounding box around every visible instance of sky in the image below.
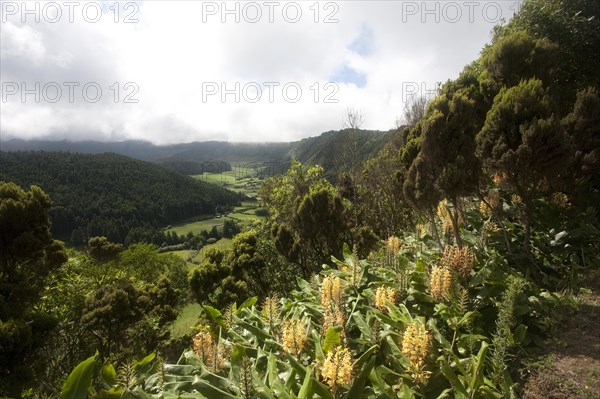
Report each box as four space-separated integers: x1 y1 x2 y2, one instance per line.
0 0 521 144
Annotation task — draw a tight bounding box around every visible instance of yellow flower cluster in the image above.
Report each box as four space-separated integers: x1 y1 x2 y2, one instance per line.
493 172 508 188
321 275 346 337
437 200 464 235
323 305 346 336
441 245 475 277
401 321 431 383
551 192 570 208
480 190 501 217
261 295 280 325
321 346 353 387
511 194 522 205
192 331 226 372
416 223 428 239
321 276 343 309
387 236 401 255
374 286 397 310
430 267 452 301
193 331 214 364
282 319 308 356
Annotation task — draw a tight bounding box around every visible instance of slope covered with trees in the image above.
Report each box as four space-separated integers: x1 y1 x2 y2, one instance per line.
2 129 396 181
0 152 242 244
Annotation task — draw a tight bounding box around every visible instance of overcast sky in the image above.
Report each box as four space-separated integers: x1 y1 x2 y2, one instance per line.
0 0 521 144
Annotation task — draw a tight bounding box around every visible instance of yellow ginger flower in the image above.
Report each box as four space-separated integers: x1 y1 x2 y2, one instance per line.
193 330 227 372
261 295 280 325
480 190 500 217
323 306 346 337
321 276 343 309
401 321 431 383
321 346 353 387
387 236 401 254
493 172 508 188
374 286 397 310
437 200 464 234
551 192 570 208
441 245 475 277
282 319 308 356
193 331 214 364
416 223 427 238
430 267 452 301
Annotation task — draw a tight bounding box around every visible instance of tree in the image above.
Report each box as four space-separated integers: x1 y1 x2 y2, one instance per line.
505 0 600 98
190 231 271 308
416 89 482 246
562 86 600 189
342 107 365 181
260 162 356 275
396 95 428 128
357 144 414 239
80 278 143 359
482 30 558 91
476 78 571 265
0 182 67 396
87 236 123 263
343 107 365 131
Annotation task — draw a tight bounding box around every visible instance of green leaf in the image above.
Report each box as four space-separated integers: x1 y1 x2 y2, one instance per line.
192 378 238 399
297 366 314 399
440 364 469 398
60 352 97 399
237 296 258 314
351 312 373 341
470 341 488 391
267 353 292 399
346 355 376 399
368 366 396 398
512 324 528 344
343 243 352 260
322 326 342 353
100 362 116 388
203 305 225 327
134 352 156 369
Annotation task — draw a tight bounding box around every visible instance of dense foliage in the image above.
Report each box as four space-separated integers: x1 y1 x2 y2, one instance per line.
60 237 578 398
28 237 188 397
0 183 68 396
0 151 242 244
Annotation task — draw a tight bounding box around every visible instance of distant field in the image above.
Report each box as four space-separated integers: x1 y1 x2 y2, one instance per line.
167 216 230 236
191 166 262 197
165 166 266 270
166 205 265 237
170 303 202 338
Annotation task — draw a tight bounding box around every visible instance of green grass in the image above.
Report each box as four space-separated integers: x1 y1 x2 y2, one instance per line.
171 249 193 261
166 203 266 238
167 217 227 236
190 238 232 263
191 167 263 197
171 303 202 338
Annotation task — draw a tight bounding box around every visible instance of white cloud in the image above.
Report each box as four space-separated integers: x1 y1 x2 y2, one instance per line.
0 0 517 143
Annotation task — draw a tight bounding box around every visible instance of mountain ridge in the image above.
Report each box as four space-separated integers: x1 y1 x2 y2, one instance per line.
1 128 399 178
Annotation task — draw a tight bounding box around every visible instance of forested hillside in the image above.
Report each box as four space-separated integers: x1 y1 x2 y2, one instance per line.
0 151 242 243
2 129 395 180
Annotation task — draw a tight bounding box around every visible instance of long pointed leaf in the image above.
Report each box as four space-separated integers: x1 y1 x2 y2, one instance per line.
60 353 97 399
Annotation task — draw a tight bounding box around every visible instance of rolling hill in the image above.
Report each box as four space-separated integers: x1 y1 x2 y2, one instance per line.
1 128 399 179
0 151 243 243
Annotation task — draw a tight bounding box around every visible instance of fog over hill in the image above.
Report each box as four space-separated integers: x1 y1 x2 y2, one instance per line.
2 128 399 178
